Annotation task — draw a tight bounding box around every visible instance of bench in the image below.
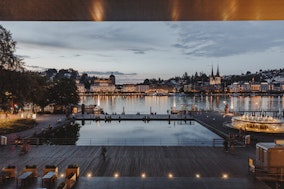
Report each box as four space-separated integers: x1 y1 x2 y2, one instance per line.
0 171 11 184
42 171 57 187
23 167 37 177
17 171 33 186
2 167 16 178
66 173 76 189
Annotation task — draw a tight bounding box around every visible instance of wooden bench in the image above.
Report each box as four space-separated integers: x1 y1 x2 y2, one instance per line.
42 171 57 187
2 167 16 178
17 171 33 186
0 171 11 184
66 173 76 189
57 182 68 189
23 167 37 177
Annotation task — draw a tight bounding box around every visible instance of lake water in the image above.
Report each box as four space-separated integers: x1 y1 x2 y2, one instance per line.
76 94 283 146
80 95 284 115
76 120 222 146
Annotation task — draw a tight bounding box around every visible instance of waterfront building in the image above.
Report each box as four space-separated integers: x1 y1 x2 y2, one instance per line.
242 82 251 92
76 80 86 94
90 85 116 93
90 74 116 93
122 84 137 93
260 82 269 92
183 84 192 93
251 83 261 92
229 82 240 93
136 84 150 93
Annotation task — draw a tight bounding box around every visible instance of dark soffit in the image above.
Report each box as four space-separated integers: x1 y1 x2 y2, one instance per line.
1 0 284 21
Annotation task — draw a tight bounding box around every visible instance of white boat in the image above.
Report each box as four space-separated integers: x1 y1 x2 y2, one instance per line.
229 114 284 133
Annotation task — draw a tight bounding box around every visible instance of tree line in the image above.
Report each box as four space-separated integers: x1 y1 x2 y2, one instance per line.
0 25 80 113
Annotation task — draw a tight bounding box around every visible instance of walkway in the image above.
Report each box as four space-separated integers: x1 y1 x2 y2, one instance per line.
4 114 69 143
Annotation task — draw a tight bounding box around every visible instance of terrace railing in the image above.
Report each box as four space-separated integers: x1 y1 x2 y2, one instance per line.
16 138 224 147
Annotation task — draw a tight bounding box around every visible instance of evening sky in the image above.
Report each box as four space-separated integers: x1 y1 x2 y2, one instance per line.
1 21 284 83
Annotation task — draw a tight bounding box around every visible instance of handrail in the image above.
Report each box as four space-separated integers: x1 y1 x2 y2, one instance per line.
16 137 224 147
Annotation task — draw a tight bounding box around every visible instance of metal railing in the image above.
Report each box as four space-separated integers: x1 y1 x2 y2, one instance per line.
18 137 224 147
77 138 224 147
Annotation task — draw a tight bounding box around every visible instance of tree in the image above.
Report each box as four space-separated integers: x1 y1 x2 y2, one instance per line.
0 69 32 111
26 72 50 112
0 25 24 71
143 79 150 85
49 78 80 108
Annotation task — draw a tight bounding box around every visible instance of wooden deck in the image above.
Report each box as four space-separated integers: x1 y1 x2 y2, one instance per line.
0 110 275 188
0 145 272 189
0 145 255 178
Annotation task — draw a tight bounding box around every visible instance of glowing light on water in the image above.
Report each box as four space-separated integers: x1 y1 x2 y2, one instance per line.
97 95 100 106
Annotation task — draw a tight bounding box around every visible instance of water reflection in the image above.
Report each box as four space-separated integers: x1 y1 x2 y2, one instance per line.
80 95 284 114
76 120 222 146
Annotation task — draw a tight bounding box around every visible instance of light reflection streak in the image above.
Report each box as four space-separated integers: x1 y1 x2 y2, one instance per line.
222 0 237 20
91 0 105 21
170 0 180 21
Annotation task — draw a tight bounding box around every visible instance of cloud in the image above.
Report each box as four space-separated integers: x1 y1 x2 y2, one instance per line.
16 54 30 59
83 71 137 75
128 48 154 54
169 21 284 57
2 21 284 79
24 65 45 70
6 22 163 54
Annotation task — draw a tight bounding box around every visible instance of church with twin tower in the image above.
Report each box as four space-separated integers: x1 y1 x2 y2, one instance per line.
209 65 221 85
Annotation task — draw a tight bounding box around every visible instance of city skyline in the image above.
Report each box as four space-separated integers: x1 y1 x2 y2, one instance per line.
1 21 284 83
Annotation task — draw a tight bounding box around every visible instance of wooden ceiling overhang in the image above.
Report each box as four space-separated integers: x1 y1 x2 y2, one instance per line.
1 0 284 21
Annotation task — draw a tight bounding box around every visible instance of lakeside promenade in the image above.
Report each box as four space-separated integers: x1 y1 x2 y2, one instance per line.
0 111 278 189
4 114 69 143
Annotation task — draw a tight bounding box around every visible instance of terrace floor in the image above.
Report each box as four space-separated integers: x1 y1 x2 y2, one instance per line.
0 145 271 189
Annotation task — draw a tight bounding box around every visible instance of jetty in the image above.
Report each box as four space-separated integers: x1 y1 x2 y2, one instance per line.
74 113 193 121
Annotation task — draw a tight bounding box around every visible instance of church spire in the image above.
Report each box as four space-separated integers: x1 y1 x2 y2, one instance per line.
216 64 220 77
211 65 214 77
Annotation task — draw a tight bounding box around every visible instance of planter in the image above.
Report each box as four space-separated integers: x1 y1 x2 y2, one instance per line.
66 165 79 178
43 166 58 177
23 165 37 177
2 166 16 178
